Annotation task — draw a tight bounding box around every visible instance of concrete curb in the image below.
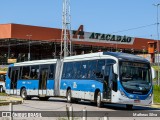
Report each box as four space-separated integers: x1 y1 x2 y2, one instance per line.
0 100 23 106
0 96 23 106
151 104 160 108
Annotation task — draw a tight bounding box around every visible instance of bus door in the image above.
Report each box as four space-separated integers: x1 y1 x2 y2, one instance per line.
39 66 49 96
10 67 19 94
103 59 115 100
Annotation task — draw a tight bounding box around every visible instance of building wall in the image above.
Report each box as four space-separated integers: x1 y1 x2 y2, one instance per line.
0 24 11 38
11 24 62 41
0 23 158 51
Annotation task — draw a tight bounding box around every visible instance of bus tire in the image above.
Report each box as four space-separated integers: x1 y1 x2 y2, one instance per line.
66 89 73 103
21 88 29 100
0 85 3 93
96 92 103 107
126 104 133 110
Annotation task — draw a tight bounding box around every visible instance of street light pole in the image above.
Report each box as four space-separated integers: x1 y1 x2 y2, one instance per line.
153 3 160 85
26 34 32 61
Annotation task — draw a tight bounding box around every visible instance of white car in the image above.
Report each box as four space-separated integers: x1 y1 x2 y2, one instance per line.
0 74 6 92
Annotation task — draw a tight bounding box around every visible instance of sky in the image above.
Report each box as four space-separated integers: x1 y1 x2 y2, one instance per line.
0 0 160 39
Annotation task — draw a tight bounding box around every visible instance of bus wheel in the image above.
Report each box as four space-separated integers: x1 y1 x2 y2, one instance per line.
21 88 28 100
0 85 3 93
126 104 133 110
96 92 103 107
66 89 73 103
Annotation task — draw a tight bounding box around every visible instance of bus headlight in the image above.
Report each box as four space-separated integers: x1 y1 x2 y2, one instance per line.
120 89 127 98
146 93 152 100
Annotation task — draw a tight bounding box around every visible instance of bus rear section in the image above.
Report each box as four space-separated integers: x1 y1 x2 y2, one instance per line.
5 59 59 100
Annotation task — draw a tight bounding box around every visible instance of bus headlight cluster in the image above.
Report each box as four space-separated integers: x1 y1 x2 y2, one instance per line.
120 89 127 98
146 93 152 100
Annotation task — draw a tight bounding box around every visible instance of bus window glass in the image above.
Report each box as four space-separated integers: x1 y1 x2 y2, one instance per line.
96 60 105 79
62 63 67 79
81 61 88 79
63 62 73 79
105 59 116 80
8 67 11 79
106 59 116 65
30 65 39 79
67 62 73 79
120 62 151 94
73 62 81 79
22 66 30 79
0 74 5 82
105 65 112 79
19 67 22 79
88 60 97 79
49 64 55 79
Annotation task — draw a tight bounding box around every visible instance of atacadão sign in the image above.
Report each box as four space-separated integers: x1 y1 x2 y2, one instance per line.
72 31 135 45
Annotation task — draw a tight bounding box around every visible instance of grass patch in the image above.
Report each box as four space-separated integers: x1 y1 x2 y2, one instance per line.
153 85 160 103
152 66 160 70
0 92 8 96
0 99 7 106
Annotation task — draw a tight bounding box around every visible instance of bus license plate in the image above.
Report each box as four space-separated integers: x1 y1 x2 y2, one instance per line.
134 100 140 103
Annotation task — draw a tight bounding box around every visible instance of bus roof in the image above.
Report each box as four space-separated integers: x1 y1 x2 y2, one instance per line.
13 59 57 67
64 52 149 63
10 52 149 67
103 52 149 63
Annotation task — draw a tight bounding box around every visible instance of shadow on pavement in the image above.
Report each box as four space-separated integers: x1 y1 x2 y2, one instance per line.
27 97 160 111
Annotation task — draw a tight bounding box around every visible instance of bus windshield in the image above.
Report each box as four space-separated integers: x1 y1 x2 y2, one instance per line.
120 61 152 94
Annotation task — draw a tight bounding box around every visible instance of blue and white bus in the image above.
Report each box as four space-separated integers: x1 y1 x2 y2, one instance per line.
5 59 58 100
5 52 155 109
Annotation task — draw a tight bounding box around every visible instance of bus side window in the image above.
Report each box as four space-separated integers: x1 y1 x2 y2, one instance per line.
73 62 81 79
62 63 67 79
96 60 105 79
63 62 73 79
105 65 112 87
106 59 117 92
81 61 88 79
66 62 73 79
30 65 39 79
22 66 30 79
49 64 55 79
8 67 11 79
88 60 97 79
19 67 22 79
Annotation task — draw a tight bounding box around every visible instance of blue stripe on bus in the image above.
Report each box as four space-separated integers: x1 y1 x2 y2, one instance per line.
6 79 55 90
5 76 10 89
47 79 54 89
118 81 152 100
9 64 14 67
17 80 39 89
60 79 103 92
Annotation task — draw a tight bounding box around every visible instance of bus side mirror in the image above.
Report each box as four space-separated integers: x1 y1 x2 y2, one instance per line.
113 64 117 74
151 67 156 79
